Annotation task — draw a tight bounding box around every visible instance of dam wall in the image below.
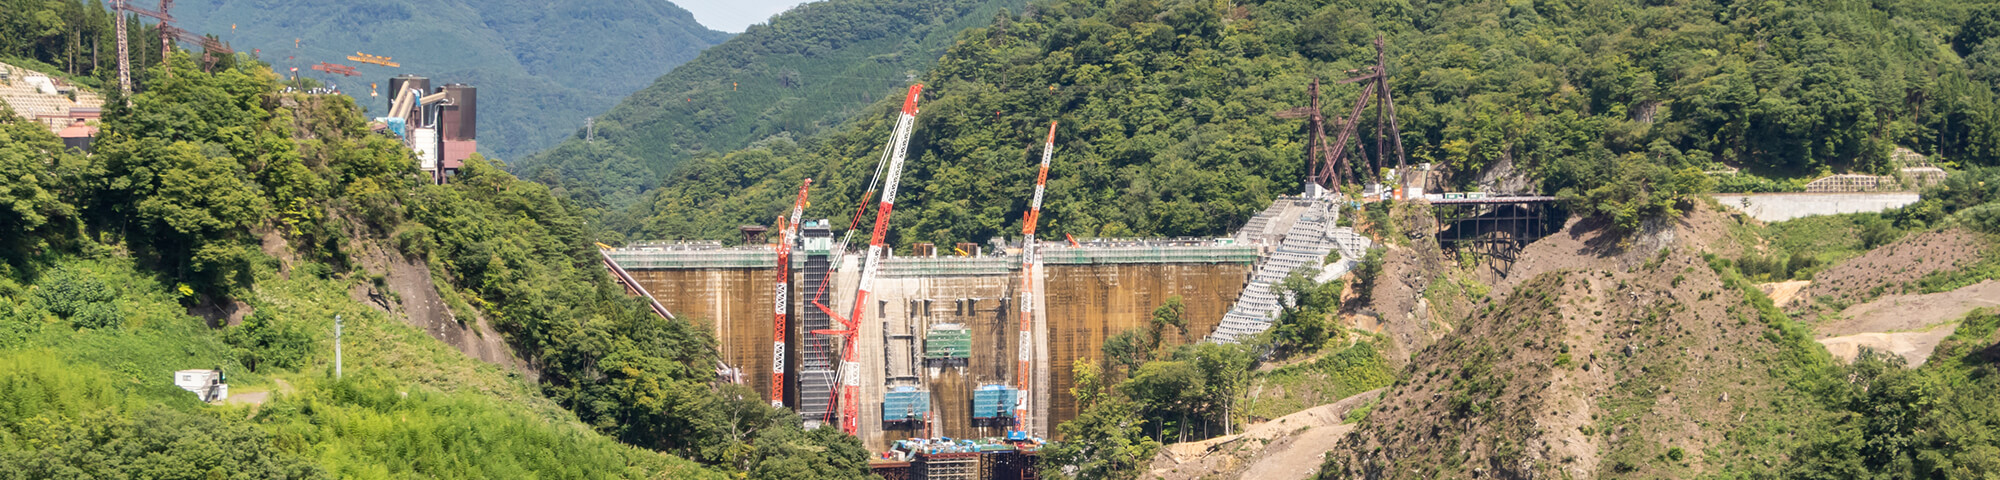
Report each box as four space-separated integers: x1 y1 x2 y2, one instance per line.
616 246 780 401
609 241 1256 451
1041 259 1252 430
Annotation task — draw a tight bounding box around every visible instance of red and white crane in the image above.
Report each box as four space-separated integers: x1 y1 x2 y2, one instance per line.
813 84 923 435
1015 121 1056 435
772 179 811 408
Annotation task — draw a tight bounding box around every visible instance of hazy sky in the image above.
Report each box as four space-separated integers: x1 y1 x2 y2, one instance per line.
675 0 814 33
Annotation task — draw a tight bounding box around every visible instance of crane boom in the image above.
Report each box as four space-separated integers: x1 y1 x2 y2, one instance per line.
772 179 811 408
1016 121 1056 435
812 84 923 436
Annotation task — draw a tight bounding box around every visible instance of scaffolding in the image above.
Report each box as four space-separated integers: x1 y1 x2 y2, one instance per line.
883 386 931 427
923 324 972 367
972 384 1018 427
1040 244 1258 265
798 226 837 426
604 245 776 269
917 452 980 480
1430 196 1561 264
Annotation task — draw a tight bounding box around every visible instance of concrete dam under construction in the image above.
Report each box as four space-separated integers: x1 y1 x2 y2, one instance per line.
608 195 1372 452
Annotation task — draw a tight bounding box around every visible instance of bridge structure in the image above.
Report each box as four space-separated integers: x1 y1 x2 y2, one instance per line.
1427 195 1562 263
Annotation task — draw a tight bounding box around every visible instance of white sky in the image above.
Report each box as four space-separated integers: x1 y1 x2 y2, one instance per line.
674 0 814 33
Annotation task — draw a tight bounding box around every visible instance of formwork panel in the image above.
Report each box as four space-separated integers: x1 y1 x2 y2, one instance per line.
627 268 778 400
1041 263 1252 434
860 271 1019 451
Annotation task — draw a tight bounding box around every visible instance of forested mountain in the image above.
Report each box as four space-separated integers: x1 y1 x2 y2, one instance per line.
0 46 867 477
513 0 1027 208
162 0 732 162
615 0 2000 248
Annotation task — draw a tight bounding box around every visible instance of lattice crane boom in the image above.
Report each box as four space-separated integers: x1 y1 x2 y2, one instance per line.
1015 121 1056 435
811 84 923 436
772 179 811 408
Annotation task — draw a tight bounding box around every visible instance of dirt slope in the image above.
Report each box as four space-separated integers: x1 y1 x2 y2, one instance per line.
344 225 532 378
1321 206 1829 479
1796 229 1989 308
1152 390 1382 480
1352 201 1460 369
1814 280 2000 365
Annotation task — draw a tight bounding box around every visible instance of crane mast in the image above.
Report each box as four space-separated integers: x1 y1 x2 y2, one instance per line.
772 179 811 408
1016 121 1056 435
812 84 923 435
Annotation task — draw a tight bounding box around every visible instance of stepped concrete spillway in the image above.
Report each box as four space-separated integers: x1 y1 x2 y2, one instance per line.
1210 196 1373 343
606 197 1367 450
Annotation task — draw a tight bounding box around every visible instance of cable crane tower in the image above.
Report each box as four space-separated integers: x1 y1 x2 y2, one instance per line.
1278 36 1408 195
812 84 924 436
111 0 234 93
1013 121 1057 437
772 179 812 408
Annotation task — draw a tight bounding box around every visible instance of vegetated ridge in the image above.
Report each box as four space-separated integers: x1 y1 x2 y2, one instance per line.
514 0 1026 210
600 0 2000 248
166 0 732 162
0 50 871 478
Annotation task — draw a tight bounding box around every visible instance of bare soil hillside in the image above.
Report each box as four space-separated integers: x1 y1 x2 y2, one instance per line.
1796 229 1989 308
1321 206 1832 479
343 220 532 378
1152 390 1382 480
1352 201 1461 369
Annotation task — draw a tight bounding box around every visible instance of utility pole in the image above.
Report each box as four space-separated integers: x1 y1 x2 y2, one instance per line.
334 314 343 379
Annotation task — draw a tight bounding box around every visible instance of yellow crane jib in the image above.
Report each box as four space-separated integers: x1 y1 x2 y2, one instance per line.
347 52 401 68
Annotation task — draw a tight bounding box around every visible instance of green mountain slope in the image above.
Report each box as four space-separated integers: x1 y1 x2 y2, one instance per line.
513 0 1026 208
0 46 868 477
168 0 731 162
619 0 2000 247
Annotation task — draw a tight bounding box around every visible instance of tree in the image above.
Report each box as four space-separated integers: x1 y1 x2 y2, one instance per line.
0 110 82 266
1043 360 1161 480
1269 268 1341 357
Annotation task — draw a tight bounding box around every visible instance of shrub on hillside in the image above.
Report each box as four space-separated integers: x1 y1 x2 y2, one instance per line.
29 267 120 330
223 309 317 372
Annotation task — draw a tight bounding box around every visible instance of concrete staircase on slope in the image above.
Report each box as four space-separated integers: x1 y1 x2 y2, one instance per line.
1210 198 1372 343
0 62 102 131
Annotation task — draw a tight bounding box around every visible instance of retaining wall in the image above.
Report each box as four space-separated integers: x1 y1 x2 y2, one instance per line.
1712 192 1921 222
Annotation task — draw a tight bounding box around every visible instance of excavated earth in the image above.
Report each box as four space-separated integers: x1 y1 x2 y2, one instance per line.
343 221 532 378
1794 229 1989 308
1151 390 1383 480
1321 204 1826 479
1813 280 2000 366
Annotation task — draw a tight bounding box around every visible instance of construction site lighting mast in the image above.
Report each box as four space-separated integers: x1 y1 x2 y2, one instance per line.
812 84 923 436
1015 121 1056 435
772 179 812 408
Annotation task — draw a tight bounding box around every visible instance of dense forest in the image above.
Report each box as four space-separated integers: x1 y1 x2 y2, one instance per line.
591 0 2000 248
514 0 1026 209
0 44 869 478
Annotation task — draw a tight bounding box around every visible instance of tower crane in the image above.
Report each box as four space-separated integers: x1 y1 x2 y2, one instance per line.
772 179 811 408
1014 121 1057 436
112 0 233 92
812 84 923 436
